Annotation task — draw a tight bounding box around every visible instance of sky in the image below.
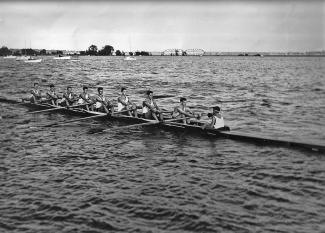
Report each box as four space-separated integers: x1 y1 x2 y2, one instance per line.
0 0 324 52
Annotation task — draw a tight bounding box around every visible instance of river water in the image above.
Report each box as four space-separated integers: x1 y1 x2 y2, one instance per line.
0 56 324 232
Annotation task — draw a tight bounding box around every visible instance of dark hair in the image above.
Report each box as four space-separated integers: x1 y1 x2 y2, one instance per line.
67 86 72 90
34 82 39 86
83 86 88 90
121 87 126 92
207 113 213 118
180 97 187 102
213 106 221 112
49 84 54 88
146 90 153 95
98 87 103 91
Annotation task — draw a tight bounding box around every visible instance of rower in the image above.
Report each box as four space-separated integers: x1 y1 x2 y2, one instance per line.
78 86 93 111
142 90 163 121
30 82 43 103
203 106 225 130
61 86 78 106
117 87 138 117
46 84 60 105
172 97 200 124
94 87 113 113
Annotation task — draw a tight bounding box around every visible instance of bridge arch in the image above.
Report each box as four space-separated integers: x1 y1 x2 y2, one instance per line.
162 49 184 56
184 49 205 56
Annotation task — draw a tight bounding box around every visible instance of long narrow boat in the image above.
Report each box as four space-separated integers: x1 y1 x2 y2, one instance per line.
53 56 71 60
24 58 42 63
2 97 325 153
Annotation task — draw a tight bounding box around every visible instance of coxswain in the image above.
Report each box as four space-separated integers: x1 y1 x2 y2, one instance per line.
30 82 43 103
203 106 226 130
46 84 60 105
78 86 93 111
94 87 113 113
142 90 163 121
61 86 78 106
117 87 138 117
172 97 200 124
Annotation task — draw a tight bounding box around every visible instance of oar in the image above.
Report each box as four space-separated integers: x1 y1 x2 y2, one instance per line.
35 113 108 128
0 97 24 104
67 103 93 109
154 95 175 99
215 99 255 103
90 117 191 134
28 103 93 114
28 106 65 114
112 108 138 115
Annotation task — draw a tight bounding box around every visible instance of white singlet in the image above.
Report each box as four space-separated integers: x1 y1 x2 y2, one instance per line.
32 89 40 95
31 89 41 99
95 95 105 108
173 106 188 118
213 115 225 129
143 99 154 114
117 96 129 112
78 93 89 104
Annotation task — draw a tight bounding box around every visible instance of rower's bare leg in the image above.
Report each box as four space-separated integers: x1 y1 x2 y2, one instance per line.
152 112 160 122
31 96 36 103
126 107 132 116
109 105 115 114
186 116 191 124
86 104 89 111
65 100 70 107
103 105 110 114
132 104 138 117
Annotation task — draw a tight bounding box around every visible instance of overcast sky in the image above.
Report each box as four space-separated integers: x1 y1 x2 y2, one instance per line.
0 1 323 52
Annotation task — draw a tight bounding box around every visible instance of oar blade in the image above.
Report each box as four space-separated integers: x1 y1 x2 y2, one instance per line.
154 95 175 99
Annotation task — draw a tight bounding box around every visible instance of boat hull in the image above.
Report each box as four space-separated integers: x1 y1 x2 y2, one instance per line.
16 56 31 61
53 56 71 60
24 59 42 63
13 100 325 153
3 55 16 59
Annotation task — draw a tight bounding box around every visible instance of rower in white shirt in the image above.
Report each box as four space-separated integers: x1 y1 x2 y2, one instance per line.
117 87 138 117
93 87 113 113
78 86 93 111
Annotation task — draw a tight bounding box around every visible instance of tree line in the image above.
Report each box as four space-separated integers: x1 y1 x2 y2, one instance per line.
81 44 151 56
0 44 152 56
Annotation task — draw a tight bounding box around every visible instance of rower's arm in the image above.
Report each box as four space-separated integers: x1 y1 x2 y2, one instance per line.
72 93 79 101
31 90 41 97
187 107 194 115
176 107 193 117
80 94 90 102
47 92 54 99
210 117 216 128
143 100 155 111
128 98 135 106
117 97 128 106
153 101 160 111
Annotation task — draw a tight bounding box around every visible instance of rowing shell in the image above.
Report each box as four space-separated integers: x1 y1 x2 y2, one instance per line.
4 98 325 153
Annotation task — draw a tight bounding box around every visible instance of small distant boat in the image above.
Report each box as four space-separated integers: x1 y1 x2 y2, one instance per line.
24 57 42 63
124 56 136 61
53 55 71 60
16 55 31 61
3 55 16 59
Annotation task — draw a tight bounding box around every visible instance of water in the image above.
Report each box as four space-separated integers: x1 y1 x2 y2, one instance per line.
0 56 324 232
